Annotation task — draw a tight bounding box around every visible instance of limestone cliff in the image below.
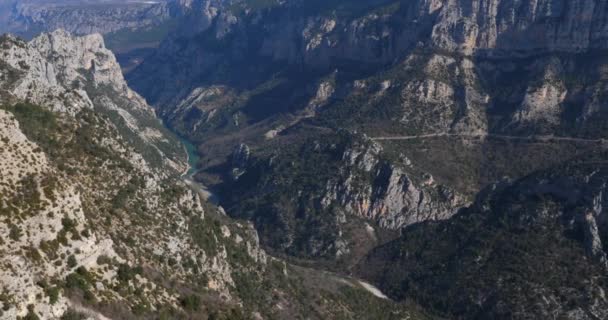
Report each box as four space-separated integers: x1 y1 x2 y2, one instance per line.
130 0 608 136
431 0 608 55
320 137 465 230
0 30 261 319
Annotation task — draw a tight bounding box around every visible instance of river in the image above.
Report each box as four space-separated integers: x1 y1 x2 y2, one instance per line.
180 135 201 178
174 133 220 205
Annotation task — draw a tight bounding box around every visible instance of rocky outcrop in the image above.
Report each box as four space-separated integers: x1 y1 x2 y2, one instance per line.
0 30 187 174
321 139 465 229
512 69 567 126
232 143 250 168
582 211 608 268
231 143 250 180
397 53 489 134
431 0 608 55
1 30 139 112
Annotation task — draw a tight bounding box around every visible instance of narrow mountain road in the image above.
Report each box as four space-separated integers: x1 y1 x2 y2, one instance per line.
371 133 608 144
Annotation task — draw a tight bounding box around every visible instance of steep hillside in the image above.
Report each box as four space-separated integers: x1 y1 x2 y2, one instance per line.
357 149 608 319
0 29 239 319
0 31 427 320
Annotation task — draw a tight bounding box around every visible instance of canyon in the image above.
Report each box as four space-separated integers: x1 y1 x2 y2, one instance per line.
2 0 608 319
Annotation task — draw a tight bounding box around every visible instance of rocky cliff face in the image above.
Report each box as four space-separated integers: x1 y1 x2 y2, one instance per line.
0 30 182 171
131 0 608 135
430 0 608 55
320 136 465 230
3 30 133 108
128 0 435 105
0 29 250 319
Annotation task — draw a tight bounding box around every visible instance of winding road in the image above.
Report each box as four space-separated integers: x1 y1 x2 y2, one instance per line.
371 133 608 144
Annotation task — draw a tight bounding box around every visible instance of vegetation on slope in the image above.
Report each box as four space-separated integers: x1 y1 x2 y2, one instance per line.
358 151 608 319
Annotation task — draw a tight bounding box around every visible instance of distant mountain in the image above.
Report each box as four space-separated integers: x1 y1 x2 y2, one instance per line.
0 0 174 36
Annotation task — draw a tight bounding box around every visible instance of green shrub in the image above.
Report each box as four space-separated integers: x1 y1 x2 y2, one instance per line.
179 294 201 311
67 255 77 268
8 224 22 241
60 309 86 320
116 264 142 282
64 267 93 291
96 255 112 265
46 286 60 305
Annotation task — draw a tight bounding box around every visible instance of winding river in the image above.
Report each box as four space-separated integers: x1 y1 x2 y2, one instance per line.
176 134 220 205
